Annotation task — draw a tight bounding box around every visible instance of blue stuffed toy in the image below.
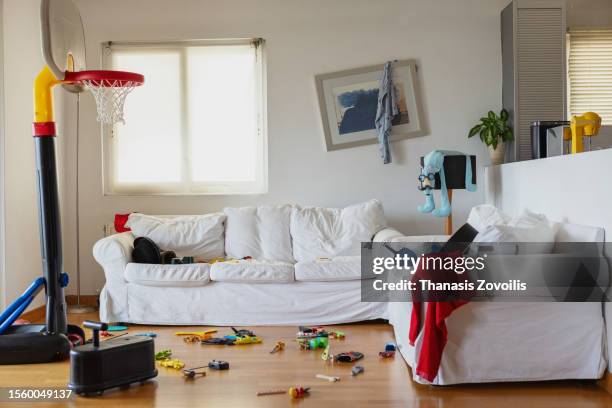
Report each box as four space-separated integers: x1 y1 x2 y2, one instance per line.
418 150 476 217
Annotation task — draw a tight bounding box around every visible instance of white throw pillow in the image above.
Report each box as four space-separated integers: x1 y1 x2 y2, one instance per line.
290 199 386 262
467 204 510 232
126 213 226 259
223 205 295 262
473 210 558 254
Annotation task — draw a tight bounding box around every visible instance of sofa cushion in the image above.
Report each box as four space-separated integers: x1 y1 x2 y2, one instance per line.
295 256 365 282
125 263 211 287
126 213 225 260
223 205 295 263
467 204 510 232
210 259 294 283
290 200 386 262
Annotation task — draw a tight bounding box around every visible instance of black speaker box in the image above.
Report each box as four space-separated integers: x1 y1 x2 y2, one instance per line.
68 322 158 396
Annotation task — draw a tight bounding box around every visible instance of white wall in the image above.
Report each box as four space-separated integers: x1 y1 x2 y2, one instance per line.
567 0 612 27
2 0 44 308
485 149 612 372
0 0 4 309
1 0 71 309
70 0 508 295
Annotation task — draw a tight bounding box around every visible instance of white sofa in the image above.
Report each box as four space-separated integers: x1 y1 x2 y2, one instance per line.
93 200 401 325
387 218 608 385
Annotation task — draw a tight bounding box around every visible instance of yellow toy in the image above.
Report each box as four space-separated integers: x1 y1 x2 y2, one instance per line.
175 329 217 339
158 359 185 369
570 112 602 154
270 341 285 354
234 335 262 345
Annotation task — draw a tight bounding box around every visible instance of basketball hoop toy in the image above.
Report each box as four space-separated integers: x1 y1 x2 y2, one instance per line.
64 70 144 125
0 0 143 365
34 68 144 135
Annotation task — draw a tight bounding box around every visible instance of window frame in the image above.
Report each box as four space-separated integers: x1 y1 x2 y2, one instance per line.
101 38 267 196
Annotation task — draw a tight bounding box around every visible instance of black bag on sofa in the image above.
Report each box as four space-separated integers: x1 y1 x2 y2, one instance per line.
132 237 176 264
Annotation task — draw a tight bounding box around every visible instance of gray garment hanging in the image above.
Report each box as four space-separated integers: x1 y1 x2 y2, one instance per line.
375 61 399 164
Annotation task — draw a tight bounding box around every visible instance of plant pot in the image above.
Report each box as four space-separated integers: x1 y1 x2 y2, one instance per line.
489 142 505 165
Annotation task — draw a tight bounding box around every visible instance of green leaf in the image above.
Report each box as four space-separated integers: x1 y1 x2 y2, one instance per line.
468 124 481 138
480 128 489 145
500 109 509 121
488 111 496 120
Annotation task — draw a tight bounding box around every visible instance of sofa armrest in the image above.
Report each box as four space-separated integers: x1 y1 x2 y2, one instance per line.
93 232 135 284
373 227 404 242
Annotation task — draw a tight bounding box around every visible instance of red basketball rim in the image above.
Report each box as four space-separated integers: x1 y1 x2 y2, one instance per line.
63 70 144 87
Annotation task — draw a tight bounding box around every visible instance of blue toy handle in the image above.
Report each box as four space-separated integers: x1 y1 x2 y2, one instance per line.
0 277 46 335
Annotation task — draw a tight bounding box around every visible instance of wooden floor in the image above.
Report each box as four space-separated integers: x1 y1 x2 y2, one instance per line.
0 312 611 408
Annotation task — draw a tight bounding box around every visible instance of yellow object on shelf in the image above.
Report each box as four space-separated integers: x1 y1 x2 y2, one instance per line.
570 112 602 154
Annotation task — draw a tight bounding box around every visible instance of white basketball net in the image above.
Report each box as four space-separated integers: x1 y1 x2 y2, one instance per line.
81 79 138 125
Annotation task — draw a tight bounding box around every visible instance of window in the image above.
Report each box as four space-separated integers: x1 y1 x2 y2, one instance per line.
103 39 266 195
567 29 612 125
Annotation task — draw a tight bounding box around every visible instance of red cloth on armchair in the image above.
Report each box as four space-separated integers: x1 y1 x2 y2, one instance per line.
408 251 472 382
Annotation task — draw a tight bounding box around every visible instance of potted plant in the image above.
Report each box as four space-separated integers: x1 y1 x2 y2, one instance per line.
468 109 514 165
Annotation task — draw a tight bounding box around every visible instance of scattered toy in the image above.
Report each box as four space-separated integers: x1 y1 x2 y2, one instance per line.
298 336 328 350
106 325 128 332
385 342 396 352
334 351 364 363
155 349 173 360
270 341 285 354
321 344 330 361
233 335 262 345
100 330 113 337
183 366 207 379
231 327 255 337
183 335 202 344
159 359 185 369
379 351 395 358
257 387 310 399
208 360 230 370
202 337 235 346
329 330 345 340
297 326 328 339
316 374 340 382
135 332 157 338
351 365 364 376
175 330 216 341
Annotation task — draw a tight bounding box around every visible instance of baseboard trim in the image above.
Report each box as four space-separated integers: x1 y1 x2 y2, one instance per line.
66 295 98 307
598 371 612 395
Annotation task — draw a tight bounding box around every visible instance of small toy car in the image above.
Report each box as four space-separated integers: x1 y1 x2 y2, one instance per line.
208 360 230 370
234 335 262 345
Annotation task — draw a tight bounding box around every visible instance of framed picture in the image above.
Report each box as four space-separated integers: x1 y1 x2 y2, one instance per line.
315 60 428 151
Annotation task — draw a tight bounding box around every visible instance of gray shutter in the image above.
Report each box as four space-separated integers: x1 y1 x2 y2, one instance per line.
516 7 566 161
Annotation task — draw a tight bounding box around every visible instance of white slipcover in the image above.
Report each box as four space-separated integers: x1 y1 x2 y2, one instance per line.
290 199 386 262
126 213 226 259
223 205 294 262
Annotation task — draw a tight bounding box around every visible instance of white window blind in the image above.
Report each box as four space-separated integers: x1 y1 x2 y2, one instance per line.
103 39 267 195
568 29 612 125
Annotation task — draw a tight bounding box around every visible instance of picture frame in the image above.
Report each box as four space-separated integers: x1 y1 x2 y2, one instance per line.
315 59 428 151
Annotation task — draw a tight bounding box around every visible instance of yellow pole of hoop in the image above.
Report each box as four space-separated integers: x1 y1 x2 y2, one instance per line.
34 65 60 123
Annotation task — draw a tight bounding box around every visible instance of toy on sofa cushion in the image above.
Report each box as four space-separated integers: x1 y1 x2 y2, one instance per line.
418 150 476 218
